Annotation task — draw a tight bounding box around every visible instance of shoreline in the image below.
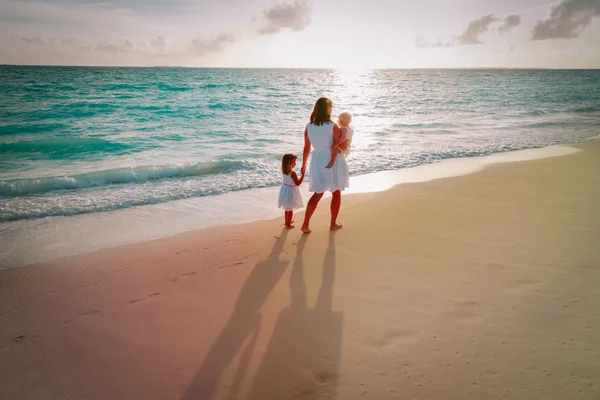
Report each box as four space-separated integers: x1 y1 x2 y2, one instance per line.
0 142 586 268
1 140 599 399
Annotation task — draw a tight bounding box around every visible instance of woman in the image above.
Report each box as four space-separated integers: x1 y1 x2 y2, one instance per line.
300 97 350 234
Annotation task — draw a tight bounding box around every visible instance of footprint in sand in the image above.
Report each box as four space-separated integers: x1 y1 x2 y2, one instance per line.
366 339 386 351
315 371 335 384
295 388 314 397
79 310 100 316
456 299 479 307
509 279 540 293
12 335 27 343
170 271 197 282
218 261 245 269
449 299 484 322
385 330 418 343
365 330 417 351
130 292 162 304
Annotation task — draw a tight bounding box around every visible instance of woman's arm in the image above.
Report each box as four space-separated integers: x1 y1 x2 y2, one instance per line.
333 139 349 152
302 126 311 176
290 171 304 186
333 127 348 147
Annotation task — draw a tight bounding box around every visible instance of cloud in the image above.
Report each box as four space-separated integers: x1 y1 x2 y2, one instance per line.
532 0 600 40
417 13 523 48
499 14 522 34
11 34 65 47
10 35 47 45
55 37 87 51
258 0 312 35
455 14 500 45
1 0 142 28
10 27 236 61
10 34 172 55
190 33 236 55
8 0 207 14
150 36 166 51
415 37 452 48
96 40 135 54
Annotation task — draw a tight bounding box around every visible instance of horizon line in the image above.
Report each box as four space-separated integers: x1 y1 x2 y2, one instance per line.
3 63 600 70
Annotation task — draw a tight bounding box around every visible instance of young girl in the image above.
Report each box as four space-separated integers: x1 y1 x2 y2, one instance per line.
325 111 354 169
278 153 304 229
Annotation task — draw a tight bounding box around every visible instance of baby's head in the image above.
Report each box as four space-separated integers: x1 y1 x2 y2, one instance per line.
337 112 352 127
281 153 297 175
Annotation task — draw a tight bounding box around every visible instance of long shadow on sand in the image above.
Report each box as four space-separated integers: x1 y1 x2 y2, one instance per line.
180 229 291 400
246 232 343 399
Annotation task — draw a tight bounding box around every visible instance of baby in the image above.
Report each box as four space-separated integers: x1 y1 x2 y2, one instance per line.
325 111 354 169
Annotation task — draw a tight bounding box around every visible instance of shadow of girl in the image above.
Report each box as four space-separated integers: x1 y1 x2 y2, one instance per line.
180 230 290 400
247 233 343 399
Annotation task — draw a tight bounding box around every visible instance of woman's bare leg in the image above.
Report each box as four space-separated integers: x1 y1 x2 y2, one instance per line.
330 190 342 231
301 192 324 234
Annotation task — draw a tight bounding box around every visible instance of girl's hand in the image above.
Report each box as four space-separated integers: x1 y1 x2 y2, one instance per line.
291 171 304 186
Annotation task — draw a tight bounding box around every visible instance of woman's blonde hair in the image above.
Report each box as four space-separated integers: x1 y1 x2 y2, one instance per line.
310 97 333 126
338 112 352 125
281 153 297 175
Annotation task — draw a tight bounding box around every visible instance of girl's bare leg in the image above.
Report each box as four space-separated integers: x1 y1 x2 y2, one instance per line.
301 192 324 234
285 210 295 228
330 190 342 231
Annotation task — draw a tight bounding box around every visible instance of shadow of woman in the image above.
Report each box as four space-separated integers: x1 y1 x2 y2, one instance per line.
181 229 291 400
247 232 343 399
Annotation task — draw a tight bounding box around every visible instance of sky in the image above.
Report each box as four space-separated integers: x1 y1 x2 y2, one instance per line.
0 0 599 68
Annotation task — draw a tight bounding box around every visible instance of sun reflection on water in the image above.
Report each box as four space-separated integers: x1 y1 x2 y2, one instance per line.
331 68 380 150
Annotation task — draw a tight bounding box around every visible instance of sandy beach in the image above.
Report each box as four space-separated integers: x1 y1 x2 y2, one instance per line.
1 140 599 400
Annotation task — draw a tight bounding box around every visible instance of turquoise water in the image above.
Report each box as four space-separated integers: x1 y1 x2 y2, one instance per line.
1 66 599 222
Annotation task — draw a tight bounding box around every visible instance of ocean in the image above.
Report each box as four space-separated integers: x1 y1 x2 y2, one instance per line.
1 66 599 265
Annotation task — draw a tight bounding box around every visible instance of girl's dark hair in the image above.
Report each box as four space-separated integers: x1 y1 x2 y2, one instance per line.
310 97 333 126
281 153 297 175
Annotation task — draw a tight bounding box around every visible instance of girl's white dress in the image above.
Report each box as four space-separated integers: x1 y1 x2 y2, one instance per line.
306 122 350 193
278 173 303 211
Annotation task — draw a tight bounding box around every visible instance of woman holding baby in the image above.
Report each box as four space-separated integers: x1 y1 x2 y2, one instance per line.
300 97 353 234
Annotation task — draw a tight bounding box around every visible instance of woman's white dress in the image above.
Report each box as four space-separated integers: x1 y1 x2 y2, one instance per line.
307 122 350 193
278 174 303 211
